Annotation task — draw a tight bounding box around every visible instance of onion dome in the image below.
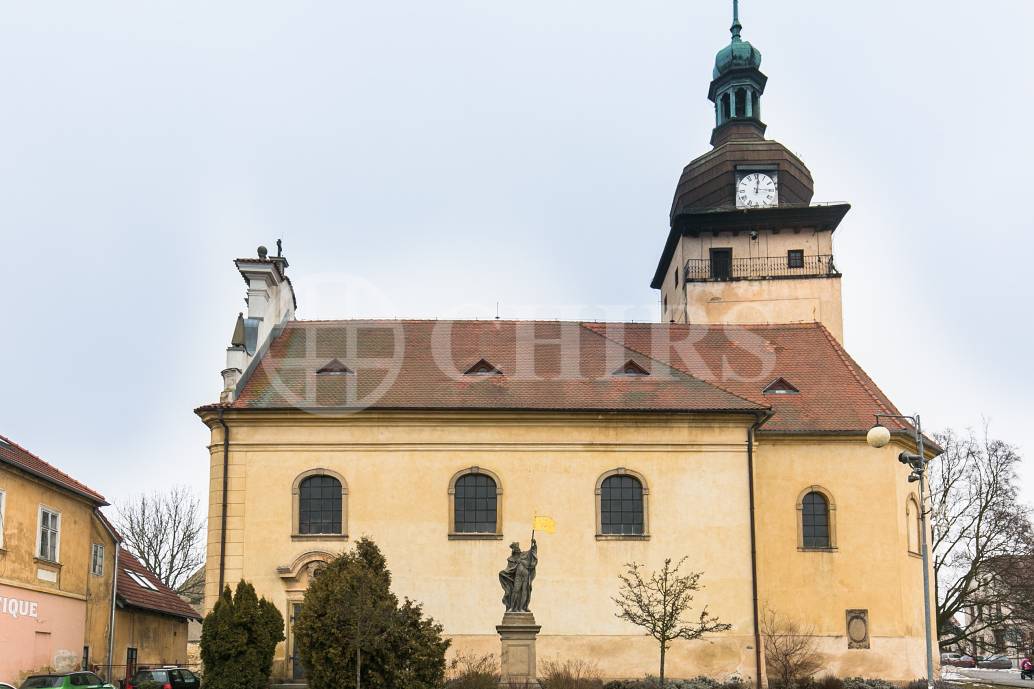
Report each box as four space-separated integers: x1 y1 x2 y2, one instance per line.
713 15 762 78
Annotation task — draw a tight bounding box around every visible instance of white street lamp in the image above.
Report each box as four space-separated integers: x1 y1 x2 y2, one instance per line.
866 424 891 449
867 415 935 689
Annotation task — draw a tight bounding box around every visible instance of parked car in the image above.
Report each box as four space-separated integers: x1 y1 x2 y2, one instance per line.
977 654 1013 669
125 669 200 689
20 674 115 689
3 682 18 689
941 653 976 668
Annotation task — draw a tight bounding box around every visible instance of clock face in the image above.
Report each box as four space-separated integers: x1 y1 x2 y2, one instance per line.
737 172 778 208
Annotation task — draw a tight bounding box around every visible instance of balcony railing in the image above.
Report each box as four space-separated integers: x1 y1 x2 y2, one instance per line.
684 254 839 282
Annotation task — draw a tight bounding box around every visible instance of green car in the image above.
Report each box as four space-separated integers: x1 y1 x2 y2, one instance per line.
20 674 115 689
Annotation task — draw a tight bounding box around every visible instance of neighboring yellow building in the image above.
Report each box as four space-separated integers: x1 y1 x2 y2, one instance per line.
112 548 200 677
196 7 938 685
0 433 117 683
0 435 200 684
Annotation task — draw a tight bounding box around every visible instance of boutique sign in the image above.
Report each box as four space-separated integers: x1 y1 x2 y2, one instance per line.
0 595 40 620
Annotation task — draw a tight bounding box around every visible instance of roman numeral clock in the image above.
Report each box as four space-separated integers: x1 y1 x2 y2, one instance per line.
736 170 779 208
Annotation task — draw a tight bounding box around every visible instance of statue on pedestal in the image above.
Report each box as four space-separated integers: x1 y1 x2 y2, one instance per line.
499 538 537 613
496 538 541 688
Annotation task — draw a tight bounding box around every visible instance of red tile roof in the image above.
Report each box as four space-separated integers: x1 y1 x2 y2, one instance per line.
0 434 107 504
230 320 765 414
117 548 202 621
583 321 910 433
214 319 915 437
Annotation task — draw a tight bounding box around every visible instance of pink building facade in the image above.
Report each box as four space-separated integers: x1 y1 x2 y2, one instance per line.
0 583 87 681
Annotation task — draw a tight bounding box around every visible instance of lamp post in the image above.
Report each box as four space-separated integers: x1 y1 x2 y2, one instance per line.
866 414 935 689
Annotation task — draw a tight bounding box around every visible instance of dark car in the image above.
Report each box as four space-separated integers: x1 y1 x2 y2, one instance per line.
977 654 1013 669
21 674 115 689
125 669 200 689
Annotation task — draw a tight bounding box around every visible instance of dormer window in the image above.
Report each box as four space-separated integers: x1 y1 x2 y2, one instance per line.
464 359 502 376
764 377 799 395
316 359 354 375
614 360 650 377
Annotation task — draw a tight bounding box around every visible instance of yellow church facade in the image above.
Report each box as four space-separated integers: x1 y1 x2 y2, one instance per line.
197 6 936 684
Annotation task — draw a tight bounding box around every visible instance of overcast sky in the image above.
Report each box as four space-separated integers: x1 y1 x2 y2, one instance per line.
2 0 1032 511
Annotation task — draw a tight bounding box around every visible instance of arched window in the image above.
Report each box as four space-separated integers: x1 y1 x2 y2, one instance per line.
299 475 343 534
907 496 921 555
449 468 502 537
596 469 649 538
735 88 748 118
801 491 830 549
721 93 732 121
292 470 347 538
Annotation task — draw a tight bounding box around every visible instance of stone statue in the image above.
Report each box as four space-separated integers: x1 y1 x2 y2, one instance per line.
499 538 537 612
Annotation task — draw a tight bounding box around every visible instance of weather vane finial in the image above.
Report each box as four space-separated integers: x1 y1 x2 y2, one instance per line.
731 0 742 40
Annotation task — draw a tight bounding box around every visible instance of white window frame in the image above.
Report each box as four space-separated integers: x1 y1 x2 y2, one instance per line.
90 543 105 576
0 489 6 549
37 505 61 562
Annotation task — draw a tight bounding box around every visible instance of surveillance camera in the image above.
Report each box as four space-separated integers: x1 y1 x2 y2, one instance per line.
750 231 759 240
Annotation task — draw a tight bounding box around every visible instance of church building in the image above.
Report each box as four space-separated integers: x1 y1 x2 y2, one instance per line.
197 6 935 683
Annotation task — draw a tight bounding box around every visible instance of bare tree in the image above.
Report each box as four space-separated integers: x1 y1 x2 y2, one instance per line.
761 608 822 689
930 427 1034 651
115 485 206 593
613 557 731 688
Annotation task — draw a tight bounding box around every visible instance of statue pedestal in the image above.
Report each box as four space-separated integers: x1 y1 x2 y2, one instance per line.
496 612 542 688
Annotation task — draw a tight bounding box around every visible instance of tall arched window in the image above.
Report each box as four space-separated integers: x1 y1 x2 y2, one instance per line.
450 469 501 536
298 474 343 535
735 88 748 118
907 496 921 555
801 491 831 549
596 470 648 537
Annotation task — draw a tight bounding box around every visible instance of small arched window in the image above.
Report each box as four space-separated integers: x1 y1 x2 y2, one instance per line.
801 491 830 549
599 473 645 536
735 88 748 118
907 496 921 555
721 93 732 121
452 472 499 535
298 475 343 535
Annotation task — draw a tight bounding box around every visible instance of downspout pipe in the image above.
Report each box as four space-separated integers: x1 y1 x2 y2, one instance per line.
747 414 766 687
107 545 119 682
217 409 229 594
94 511 121 683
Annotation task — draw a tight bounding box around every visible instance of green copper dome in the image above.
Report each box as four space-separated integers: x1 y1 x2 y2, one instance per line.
713 19 761 79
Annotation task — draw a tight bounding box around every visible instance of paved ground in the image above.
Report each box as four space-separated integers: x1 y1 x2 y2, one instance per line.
952 668 1034 688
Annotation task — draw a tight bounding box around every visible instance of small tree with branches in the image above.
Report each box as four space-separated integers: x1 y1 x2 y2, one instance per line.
613 557 731 687
761 608 822 689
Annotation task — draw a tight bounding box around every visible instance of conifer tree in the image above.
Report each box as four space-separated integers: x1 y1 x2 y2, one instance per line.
294 537 449 689
200 581 285 689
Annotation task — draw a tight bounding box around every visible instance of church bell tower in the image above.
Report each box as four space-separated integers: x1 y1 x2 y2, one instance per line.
652 1 850 343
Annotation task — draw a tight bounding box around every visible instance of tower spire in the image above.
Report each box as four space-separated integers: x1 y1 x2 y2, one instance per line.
731 0 742 41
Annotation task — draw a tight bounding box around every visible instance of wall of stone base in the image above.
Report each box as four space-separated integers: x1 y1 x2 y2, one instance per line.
805 635 932 682
446 634 758 682
442 634 930 683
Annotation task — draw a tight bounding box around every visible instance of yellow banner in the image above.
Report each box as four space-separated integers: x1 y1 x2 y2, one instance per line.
532 516 556 534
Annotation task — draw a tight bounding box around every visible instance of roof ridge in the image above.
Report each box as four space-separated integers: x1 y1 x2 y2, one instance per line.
814 324 897 421
0 433 106 503
577 323 768 411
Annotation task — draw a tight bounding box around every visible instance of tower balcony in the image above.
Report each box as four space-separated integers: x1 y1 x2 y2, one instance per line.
684 253 839 283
